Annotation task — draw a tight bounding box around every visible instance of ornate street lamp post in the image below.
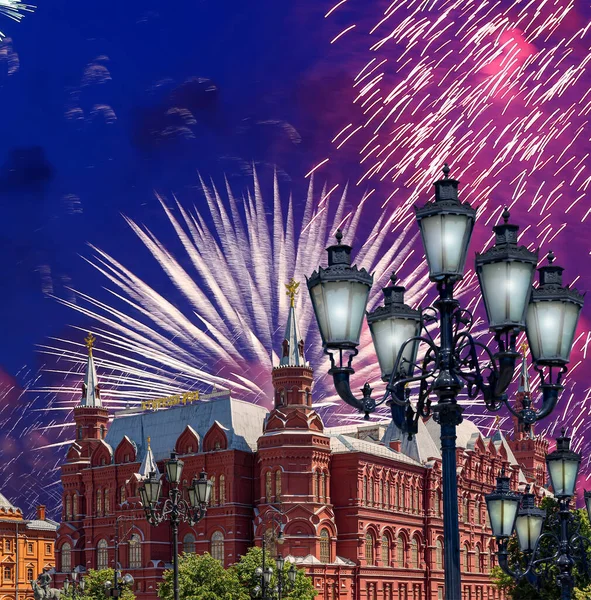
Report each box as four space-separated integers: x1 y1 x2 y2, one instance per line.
103 573 134 598
63 572 85 599
138 453 212 600
487 430 591 600
307 165 583 599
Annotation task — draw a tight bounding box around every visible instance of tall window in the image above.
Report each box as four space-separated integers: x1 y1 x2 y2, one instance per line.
365 533 374 566
210 476 217 506
362 476 367 505
435 490 441 516
381 535 389 566
475 500 481 525
72 495 77 518
27 567 34 581
104 489 110 515
475 545 481 573
313 471 319 500
385 481 390 509
96 489 102 516
321 472 326 501
414 488 420 513
436 539 443 569
120 486 126 504
183 534 195 554
61 543 71 573
275 470 282 501
219 475 226 505
265 472 272 503
397 536 405 567
3 566 12 580
129 534 142 568
4 539 10 552
379 480 384 507
97 539 108 570
65 495 71 520
78 426 83 440
320 529 330 563
316 472 322 501
369 477 374 505
211 531 224 562
410 537 419 568
394 483 399 509
463 543 470 571
463 498 469 522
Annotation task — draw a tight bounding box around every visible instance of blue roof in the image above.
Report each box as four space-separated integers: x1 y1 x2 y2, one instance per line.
105 393 268 462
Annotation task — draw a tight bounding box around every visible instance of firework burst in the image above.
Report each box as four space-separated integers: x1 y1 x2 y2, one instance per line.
0 0 34 37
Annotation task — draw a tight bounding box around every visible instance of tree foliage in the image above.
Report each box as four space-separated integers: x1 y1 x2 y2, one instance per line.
158 547 316 600
60 569 135 600
491 497 591 599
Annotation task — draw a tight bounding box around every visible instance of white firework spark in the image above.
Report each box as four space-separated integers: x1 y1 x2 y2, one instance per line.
0 0 34 37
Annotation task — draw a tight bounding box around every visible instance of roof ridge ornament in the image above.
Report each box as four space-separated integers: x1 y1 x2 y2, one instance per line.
285 278 300 308
85 332 96 356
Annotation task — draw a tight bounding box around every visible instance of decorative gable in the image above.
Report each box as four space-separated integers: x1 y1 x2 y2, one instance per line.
90 440 114 467
114 436 137 464
175 425 200 455
203 421 228 452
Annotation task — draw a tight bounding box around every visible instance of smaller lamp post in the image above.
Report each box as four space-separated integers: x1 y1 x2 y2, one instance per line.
63 573 85 599
488 430 591 600
138 454 212 600
104 573 134 598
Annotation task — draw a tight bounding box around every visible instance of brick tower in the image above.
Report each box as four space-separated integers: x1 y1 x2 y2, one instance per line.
256 279 337 562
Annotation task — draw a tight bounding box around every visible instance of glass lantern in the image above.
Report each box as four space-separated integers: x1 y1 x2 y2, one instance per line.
486 469 521 539
514 488 546 553
546 430 581 498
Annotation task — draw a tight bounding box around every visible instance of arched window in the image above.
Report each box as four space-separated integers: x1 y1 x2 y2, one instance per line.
61 543 71 573
415 488 420 513
463 498 469 522
379 480 384 507
129 534 142 568
475 500 481 525
72 495 77 518
219 475 226 505
381 535 389 566
411 487 416 512
183 534 195 554
97 539 108 570
321 472 326 501
65 495 71 520
120 486 126 504
316 471 322 501
436 539 443 569
463 543 470 571
410 537 419 568
362 476 367 505
265 472 272 503
313 470 319 500
394 482 399 509
211 531 224 562
365 533 374 566
320 529 330 563
475 545 481 573
369 477 374 505
399 483 404 508
104 489 110 515
385 481 390 509
210 476 217 506
100 425 106 439
275 470 282 501
96 489 102 516
435 490 441 517
78 426 83 440
397 536 405 567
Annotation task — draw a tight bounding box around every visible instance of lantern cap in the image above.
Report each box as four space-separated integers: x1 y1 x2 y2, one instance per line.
415 164 475 219
533 252 584 305
475 208 538 266
519 485 544 514
306 230 373 293
486 467 520 502
366 272 420 323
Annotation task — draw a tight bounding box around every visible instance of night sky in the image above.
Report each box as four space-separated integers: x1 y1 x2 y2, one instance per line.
2 0 591 515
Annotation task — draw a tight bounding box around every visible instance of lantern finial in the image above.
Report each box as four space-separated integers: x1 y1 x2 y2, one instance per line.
390 271 398 285
335 229 343 245
502 207 510 223
442 163 450 178
547 250 555 264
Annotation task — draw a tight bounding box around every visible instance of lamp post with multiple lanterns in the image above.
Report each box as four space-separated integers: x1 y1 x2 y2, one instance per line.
103 572 134 598
306 164 583 599
63 571 85 599
137 453 213 600
487 430 591 600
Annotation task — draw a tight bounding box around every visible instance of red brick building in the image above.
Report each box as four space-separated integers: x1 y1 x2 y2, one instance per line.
54 304 548 600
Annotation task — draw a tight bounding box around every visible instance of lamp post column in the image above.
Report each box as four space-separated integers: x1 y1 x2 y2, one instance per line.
261 535 266 600
171 488 181 600
557 499 574 600
433 281 463 600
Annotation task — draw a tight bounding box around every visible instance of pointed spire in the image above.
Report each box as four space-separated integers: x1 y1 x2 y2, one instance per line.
518 342 531 396
280 279 307 367
80 333 102 408
138 437 160 480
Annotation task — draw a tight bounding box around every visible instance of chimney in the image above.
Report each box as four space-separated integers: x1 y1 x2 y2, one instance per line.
36 505 46 521
390 440 402 452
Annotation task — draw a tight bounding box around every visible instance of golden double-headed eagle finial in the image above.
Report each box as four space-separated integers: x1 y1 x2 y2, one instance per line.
285 278 300 307
520 341 528 356
85 332 96 355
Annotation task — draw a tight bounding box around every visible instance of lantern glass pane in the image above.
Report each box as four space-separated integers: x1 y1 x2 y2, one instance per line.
310 280 370 346
421 213 471 278
486 497 519 538
196 478 212 505
480 261 533 328
515 514 545 553
166 458 183 485
187 483 197 508
526 301 581 363
548 458 579 497
369 317 420 379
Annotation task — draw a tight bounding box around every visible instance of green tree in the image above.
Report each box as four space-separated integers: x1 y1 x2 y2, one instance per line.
491 497 591 599
232 547 316 600
158 552 248 600
60 569 135 600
